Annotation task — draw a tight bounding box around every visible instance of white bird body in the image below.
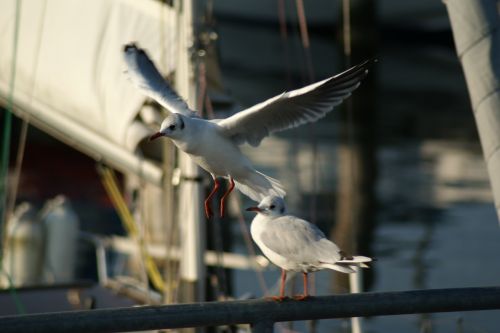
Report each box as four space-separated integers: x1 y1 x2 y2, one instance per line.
247 196 372 299
249 197 370 274
167 114 283 202
251 214 329 272
123 43 373 216
170 116 250 176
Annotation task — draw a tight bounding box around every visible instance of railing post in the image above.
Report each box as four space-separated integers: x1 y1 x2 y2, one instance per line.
2 287 500 333
251 321 274 333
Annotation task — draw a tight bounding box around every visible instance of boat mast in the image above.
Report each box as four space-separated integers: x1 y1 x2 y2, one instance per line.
174 0 206 303
445 0 500 223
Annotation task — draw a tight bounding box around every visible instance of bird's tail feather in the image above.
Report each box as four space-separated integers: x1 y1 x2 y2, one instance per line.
321 255 372 274
337 255 372 264
321 263 356 274
234 170 286 202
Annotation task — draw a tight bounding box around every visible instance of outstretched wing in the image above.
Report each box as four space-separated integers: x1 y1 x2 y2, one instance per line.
217 60 374 146
123 43 195 117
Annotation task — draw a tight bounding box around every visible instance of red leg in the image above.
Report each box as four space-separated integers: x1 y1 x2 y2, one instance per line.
280 269 287 298
204 178 220 219
269 269 287 302
294 272 309 301
219 177 235 218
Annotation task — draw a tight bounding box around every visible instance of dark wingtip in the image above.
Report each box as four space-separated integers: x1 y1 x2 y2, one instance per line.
330 57 378 83
123 42 139 53
123 42 135 52
347 57 378 79
369 58 379 67
357 57 378 70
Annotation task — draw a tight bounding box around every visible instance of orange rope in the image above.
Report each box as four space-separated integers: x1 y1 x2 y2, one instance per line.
295 0 318 298
295 0 315 82
277 0 292 87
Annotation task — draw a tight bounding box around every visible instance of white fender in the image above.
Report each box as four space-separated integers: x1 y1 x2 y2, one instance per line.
41 195 79 283
1 203 44 287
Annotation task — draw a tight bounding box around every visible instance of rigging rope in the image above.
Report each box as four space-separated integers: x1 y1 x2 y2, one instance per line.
233 196 269 295
277 0 292 87
295 0 315 83
6 0 48 230
1 0 24 246
197 41 228 300
294 0 318 300
159 0 180 305
294 0 318 227
342 0 352 65
196 2 233 300
342 0 356 246
341 2 364 333
98 166 167 292
0 0 26 316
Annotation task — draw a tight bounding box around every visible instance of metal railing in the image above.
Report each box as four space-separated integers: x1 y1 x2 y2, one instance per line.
1 286 500 333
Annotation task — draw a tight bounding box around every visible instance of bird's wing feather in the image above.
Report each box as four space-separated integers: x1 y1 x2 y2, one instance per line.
260 216 340 263
123 43 195 117
218 60 374 146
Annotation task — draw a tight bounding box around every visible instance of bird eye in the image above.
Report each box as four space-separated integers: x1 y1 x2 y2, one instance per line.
269 204 276 209
169 125 176 130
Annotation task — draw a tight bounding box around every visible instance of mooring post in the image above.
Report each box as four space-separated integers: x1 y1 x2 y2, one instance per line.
251 320 274 333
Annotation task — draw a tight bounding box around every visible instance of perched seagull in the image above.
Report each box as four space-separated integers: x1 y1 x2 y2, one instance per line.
247 196 372 301
123 43 373 218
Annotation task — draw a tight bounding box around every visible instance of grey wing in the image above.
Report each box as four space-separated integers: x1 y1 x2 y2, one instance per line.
217 59 374 146
123 43 195 117
260 216 341 263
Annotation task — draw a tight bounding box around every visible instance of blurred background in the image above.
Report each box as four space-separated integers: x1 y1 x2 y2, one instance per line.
1 0 499 332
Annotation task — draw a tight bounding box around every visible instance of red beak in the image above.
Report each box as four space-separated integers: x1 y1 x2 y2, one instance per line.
149 132 163 141
246 206 262 213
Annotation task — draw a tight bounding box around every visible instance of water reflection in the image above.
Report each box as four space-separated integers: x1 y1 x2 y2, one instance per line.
214 1 500 331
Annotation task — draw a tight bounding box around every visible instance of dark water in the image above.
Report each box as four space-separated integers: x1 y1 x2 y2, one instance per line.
4 1 500 331
214 1 500 332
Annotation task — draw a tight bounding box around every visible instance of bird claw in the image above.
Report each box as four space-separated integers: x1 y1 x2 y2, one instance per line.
267 296 288 302
293 295 309 301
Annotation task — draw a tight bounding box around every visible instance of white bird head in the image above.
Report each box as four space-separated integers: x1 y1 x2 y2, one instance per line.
149 113 186 141
246 195 286 216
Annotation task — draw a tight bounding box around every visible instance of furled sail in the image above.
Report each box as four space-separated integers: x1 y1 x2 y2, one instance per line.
445 0 500 222
0 0 178 185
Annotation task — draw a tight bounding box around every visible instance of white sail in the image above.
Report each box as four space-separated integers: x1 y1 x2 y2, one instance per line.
445 0 500 222
0 0 178 185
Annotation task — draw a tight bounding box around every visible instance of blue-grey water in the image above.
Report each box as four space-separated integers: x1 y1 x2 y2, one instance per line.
214 1 500 332
5 1 500 332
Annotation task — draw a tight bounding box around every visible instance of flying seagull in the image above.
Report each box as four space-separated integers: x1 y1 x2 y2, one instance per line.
123 43 373 218
247 196 372 301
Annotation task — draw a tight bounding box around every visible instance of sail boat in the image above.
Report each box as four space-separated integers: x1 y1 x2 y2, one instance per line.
0 0 260 307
